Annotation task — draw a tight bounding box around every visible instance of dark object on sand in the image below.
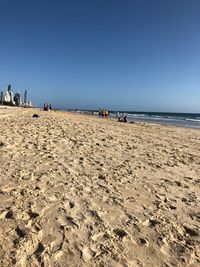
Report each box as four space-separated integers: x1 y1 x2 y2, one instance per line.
0 141 5 147
33 114 40 118
129 121 135 124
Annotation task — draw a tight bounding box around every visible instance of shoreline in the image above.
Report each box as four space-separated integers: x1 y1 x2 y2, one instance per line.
68 110 200 131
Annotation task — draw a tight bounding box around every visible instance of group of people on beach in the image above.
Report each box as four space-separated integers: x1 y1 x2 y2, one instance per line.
99 109 109 117
43 103 52 111
117 112 128 123
98 109 128 122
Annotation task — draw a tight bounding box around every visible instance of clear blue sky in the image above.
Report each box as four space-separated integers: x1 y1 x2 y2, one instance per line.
0 0 199 112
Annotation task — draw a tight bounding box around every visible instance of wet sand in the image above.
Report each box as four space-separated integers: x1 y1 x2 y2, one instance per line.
0 108 199 267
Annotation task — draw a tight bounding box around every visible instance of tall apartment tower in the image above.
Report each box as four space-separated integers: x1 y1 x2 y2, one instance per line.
0 91 4 103
24 90 28 105
7 84 12 92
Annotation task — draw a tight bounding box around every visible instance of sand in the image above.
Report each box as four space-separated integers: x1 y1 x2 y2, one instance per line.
0 108 199 267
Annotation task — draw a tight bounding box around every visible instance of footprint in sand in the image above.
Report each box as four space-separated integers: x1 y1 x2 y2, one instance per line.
138 238 149 247
113 228 128 239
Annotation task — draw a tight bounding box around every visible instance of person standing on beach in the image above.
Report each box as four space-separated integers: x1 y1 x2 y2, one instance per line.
43 103 49 111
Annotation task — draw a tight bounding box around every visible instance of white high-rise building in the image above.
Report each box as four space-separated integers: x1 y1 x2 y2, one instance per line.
4 85 15 104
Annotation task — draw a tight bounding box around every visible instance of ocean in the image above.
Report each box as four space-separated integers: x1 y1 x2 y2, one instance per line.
79 110 200 129
67 109 200 129
109 111 200 129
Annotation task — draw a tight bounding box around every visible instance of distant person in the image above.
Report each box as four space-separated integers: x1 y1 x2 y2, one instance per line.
44 103 47 111
44 103 49 111
118 113 123 122
49 104 52 111
117 112 122 122
124 115 127 123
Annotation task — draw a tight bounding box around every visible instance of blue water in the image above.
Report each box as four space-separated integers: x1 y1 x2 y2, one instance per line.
67 110 200 129
73 110 200 129
109 111 200 129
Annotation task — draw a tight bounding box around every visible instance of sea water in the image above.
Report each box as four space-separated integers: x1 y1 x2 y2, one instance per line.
68 109 200 129
110 111 200 129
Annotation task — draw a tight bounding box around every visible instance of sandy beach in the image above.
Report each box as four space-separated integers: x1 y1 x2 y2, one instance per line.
0 108 199 267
